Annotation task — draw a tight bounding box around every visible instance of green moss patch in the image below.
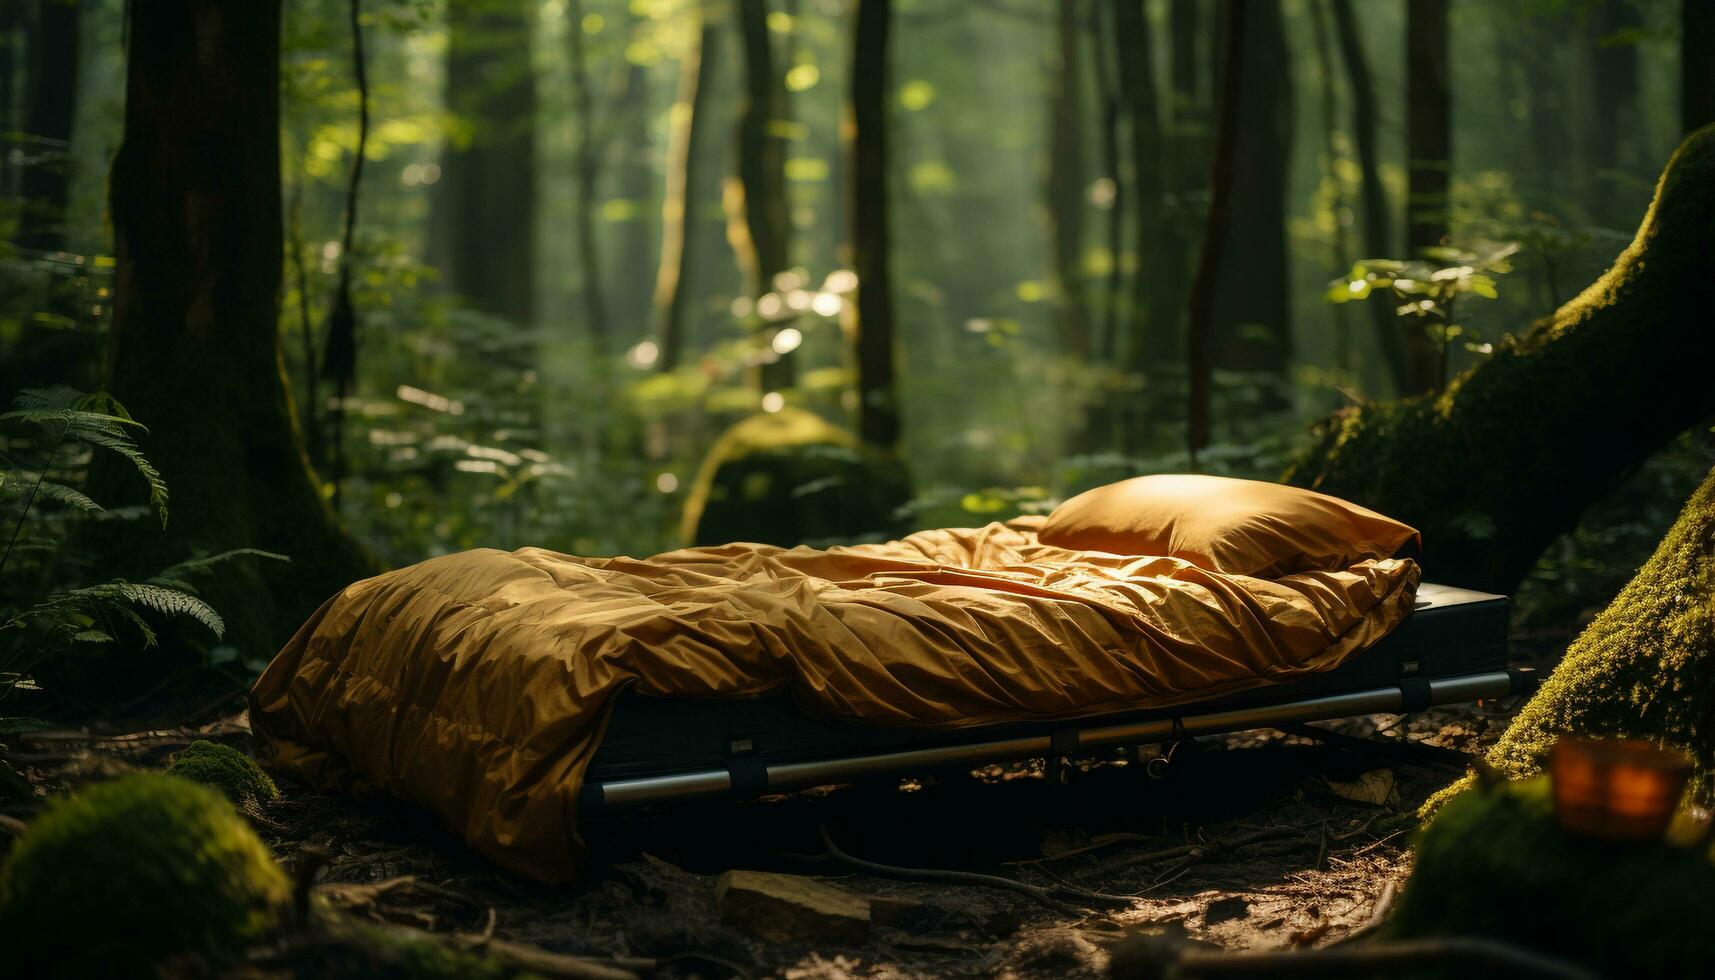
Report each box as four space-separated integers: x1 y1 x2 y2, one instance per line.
681 408 910 547
1488 467 1715 795
0 773 290 978
1386 777 1715 976
166 739 281 804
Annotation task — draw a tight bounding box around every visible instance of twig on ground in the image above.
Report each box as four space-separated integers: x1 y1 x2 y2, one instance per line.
0 813 28 836
1110 825 1298 870
457 936 647 980
816 824 1101 914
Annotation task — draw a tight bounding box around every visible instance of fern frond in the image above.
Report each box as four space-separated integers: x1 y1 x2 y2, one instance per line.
110 583 224 637
62 424 167 526
149 549 288 588
33 482 102 513
9 385 85 413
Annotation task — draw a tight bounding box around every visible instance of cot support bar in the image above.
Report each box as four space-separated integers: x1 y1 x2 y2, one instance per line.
585 668 1533 811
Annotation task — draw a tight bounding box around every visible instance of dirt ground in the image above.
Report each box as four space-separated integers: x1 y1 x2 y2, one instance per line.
0 634 1564 979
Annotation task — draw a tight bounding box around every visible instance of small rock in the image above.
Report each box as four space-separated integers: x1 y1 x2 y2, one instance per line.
715 870 870 945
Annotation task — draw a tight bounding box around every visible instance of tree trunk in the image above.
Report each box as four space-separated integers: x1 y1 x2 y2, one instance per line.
1487 464 1715 796
1047 0 1090 361
1685 0 1715 133
611 6 658 343
1403 0 1450 394
16 0 79 252
729 0 794 391
101 0 370 651
566 0 608 350
1285 126 1715 595
848 0 901 452
1112 0 1171 378
1209 0 1292 401
653 5 719 374
1588 0 1642 225
1088 2 1123 366
1310 0 1354 379
429 0 537 325
1186 0 1245 459
1329 0 1409 394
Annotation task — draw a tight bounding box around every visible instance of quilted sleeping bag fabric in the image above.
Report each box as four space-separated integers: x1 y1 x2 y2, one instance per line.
249 520 1420 882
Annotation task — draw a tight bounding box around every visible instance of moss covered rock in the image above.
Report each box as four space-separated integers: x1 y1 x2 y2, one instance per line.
0 773 290 977
1484 466 1715 794
166 739 281 804
1285 125 1715 594
1387 777 1715 976
681 408 910 547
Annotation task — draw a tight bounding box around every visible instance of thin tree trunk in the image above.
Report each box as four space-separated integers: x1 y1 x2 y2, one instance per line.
17 0 79 252
1112 0 1170 378
730 0 794 391
1329 0 1408 394
612 6 656 342
653 6 719 374
1403 0 1450 394
1685 0 1715 133
1210 0 1292 397
429 0 537 325
1588 0 1641 211
101 0 369 651
1311 0 1354 379
1186 0 1244 461
848 0 900 452
1048 0 1090 361
1088 2 1124 366
566 0 609 350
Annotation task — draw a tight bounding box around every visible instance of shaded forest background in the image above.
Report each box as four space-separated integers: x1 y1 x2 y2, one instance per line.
4 0 1715 664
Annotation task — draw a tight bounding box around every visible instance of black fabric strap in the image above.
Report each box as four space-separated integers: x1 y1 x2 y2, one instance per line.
1506 666 1538 696
726 757 770 797
1050 728 1080 756
1399 677 1434 713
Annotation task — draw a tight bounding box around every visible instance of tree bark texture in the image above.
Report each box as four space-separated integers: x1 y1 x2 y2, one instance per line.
1403 0 1451 394
430 0 537 324
848 0 901 453
102 0 370 651
1285 126 1715 596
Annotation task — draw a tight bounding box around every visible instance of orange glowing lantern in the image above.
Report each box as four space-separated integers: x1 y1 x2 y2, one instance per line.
1549 737 1691 842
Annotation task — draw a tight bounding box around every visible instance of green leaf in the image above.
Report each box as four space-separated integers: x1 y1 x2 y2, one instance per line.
0 716 52 736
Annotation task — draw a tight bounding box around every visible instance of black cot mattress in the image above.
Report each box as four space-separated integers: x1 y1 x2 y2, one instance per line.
582 583 1527 811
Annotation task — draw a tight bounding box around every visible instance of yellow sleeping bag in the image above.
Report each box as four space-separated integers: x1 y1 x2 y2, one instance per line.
250 519 1418 882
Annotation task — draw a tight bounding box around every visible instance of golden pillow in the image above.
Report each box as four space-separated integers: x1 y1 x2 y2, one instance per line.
1039 474 1419 576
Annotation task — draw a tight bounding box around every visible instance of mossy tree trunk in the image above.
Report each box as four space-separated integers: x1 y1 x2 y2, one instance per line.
100 0 370 653
1486 466 1715 798
1285 126 1715 596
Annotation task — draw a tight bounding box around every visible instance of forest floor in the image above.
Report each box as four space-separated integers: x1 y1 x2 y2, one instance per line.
0 628 1572 980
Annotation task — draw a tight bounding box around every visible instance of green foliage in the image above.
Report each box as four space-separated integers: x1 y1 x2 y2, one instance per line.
0 387 285 718
1326 239 1518 388
165 740 282 805
1386 777 1715 977
0 774 290 978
